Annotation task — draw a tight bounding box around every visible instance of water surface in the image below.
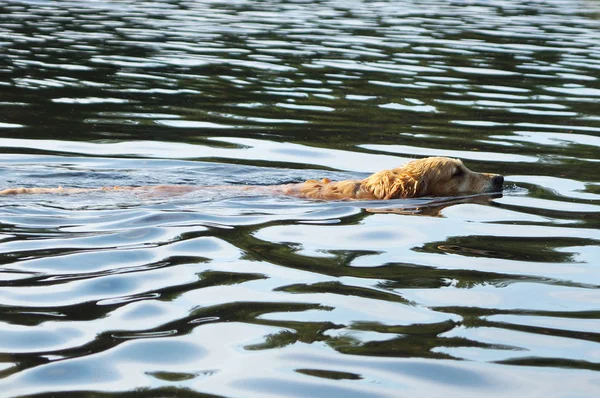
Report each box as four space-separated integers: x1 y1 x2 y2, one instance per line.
1 0 600 397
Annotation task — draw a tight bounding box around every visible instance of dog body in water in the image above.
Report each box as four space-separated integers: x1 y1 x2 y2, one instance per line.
0 157 503 200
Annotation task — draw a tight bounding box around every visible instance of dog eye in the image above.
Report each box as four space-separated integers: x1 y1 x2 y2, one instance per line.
453 168 464 177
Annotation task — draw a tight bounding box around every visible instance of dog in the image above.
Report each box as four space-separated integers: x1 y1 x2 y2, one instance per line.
0 157 503 200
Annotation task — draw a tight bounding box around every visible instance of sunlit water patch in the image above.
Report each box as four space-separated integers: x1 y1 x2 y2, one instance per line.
1 0 600 397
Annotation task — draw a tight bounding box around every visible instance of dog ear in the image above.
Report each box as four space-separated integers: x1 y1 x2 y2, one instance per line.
362 170 425 199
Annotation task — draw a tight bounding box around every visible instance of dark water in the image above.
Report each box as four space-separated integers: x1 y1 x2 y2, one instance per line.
1 0 600 396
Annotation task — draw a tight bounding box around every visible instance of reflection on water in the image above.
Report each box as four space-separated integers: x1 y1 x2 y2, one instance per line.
1 0 600 396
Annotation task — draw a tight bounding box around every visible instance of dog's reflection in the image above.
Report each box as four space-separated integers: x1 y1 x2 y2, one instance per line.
364 193 502 216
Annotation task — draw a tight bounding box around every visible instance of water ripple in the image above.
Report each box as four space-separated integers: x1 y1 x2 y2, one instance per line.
1 0 600 396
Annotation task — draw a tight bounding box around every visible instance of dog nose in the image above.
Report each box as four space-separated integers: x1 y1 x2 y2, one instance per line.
493 175 504 186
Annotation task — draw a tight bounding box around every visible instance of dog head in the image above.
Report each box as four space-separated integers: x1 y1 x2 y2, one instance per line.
362 157 504 199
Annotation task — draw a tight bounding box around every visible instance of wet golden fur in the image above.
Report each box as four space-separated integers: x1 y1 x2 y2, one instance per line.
0 157 503 200
286 157 503 200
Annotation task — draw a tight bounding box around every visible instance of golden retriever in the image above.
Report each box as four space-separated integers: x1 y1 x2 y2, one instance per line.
0 157 503 200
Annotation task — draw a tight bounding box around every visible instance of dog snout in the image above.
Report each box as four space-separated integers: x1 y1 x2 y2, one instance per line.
492 175 504 188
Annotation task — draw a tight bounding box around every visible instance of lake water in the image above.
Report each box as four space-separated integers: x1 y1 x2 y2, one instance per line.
1 0 600 397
